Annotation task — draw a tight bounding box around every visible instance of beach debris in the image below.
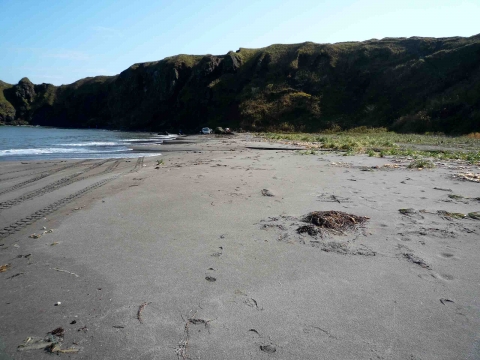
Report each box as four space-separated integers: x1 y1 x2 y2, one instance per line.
317 194 351 203
49 327 65 337
28 229 53 239
261 189 274 197
300 211 369 235
249 329 261 336
7 272 24 279
205 276 216 282
77 326 88 332
437 210 467 219
262 212 373 255
137 301 151 324
403 253 431 269
0 263 11 272
454 172 480 183
70 320 77 325
448 194 464 200
188 318 212 327
260 344 277 353
17 327 78 354
18 337 53 352
51 267 80 277
440 298 454 305
55 302 61 306
50 242 59 246
297 225 320 236
46 345 79 354
382 163 400 169
399 208 416 215
113 325 125 329
468 212 480 220
434 187 452 192
261 223 287 230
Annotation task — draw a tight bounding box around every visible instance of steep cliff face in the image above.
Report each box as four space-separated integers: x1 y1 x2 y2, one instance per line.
1 35 479 133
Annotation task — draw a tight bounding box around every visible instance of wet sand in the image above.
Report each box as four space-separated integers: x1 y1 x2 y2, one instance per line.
1 134 480 359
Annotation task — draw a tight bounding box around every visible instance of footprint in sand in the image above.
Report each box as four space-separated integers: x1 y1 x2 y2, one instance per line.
437 273 455 281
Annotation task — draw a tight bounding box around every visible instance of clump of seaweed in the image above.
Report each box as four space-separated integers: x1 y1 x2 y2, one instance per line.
297 224 320 236
408 159 435 169
437 210 467 219
299 210 369 236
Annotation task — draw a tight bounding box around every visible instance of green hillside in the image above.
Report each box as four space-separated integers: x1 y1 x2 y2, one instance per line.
1 35 479 133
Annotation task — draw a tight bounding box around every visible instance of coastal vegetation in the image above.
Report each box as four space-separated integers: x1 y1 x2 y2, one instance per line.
1 35 479 133
260 128 480 164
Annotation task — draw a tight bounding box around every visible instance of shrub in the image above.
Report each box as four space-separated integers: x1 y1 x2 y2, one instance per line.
392 111 432 133
407 159 435 169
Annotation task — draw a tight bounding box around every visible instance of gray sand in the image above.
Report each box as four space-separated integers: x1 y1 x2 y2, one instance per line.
1 135 480 359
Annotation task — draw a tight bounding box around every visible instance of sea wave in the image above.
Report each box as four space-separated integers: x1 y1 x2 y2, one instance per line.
121 135 176 141
58 142 122 146
0 148 129 156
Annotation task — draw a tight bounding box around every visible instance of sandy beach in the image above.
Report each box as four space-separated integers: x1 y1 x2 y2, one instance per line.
1 134 479 359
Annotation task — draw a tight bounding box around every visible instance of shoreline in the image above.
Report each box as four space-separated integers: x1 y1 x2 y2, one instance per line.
1 134 479 359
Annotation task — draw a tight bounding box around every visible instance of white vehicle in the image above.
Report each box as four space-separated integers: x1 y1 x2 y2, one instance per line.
201 127 212 134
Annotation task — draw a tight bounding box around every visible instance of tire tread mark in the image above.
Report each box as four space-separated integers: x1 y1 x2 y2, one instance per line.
0 162 59 179
0 160 90 197
0 175 120 240
0 159 113 211
0 157 141 240
131 157 144 173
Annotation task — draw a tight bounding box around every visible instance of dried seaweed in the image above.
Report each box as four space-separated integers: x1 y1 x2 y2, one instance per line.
403 253 431 269
137 302 151 324
297 225 320 236
437 210 467 219
301 211 368 234
468 212 480 220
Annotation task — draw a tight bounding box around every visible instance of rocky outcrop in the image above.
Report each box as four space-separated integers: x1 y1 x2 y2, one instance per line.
1 35 479 133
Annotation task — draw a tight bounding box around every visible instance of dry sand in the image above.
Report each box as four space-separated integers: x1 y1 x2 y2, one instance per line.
0 134 480 359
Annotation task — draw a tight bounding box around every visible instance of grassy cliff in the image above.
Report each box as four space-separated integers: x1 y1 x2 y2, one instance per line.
1 34 479 133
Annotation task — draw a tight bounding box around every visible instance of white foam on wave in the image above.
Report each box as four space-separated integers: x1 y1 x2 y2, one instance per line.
70 152 160 160
59 142 121 146
0 148 128 156
121 135 176 141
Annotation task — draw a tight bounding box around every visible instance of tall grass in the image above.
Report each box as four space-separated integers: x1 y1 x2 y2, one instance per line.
259 128 480 163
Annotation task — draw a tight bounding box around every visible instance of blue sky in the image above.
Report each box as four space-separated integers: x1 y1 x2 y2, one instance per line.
1 0 479 86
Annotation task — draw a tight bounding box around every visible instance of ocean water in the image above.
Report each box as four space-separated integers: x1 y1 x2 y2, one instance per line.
0 126 171 161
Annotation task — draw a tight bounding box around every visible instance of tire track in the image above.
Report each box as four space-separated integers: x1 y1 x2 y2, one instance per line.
0 157 141 240
0 159 116 211
0 175 119 240
0 162 58 178
0 160 90 197
131 156 144 172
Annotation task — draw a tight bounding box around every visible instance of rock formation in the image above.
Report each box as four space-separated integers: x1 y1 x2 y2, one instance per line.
1 34 479 133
